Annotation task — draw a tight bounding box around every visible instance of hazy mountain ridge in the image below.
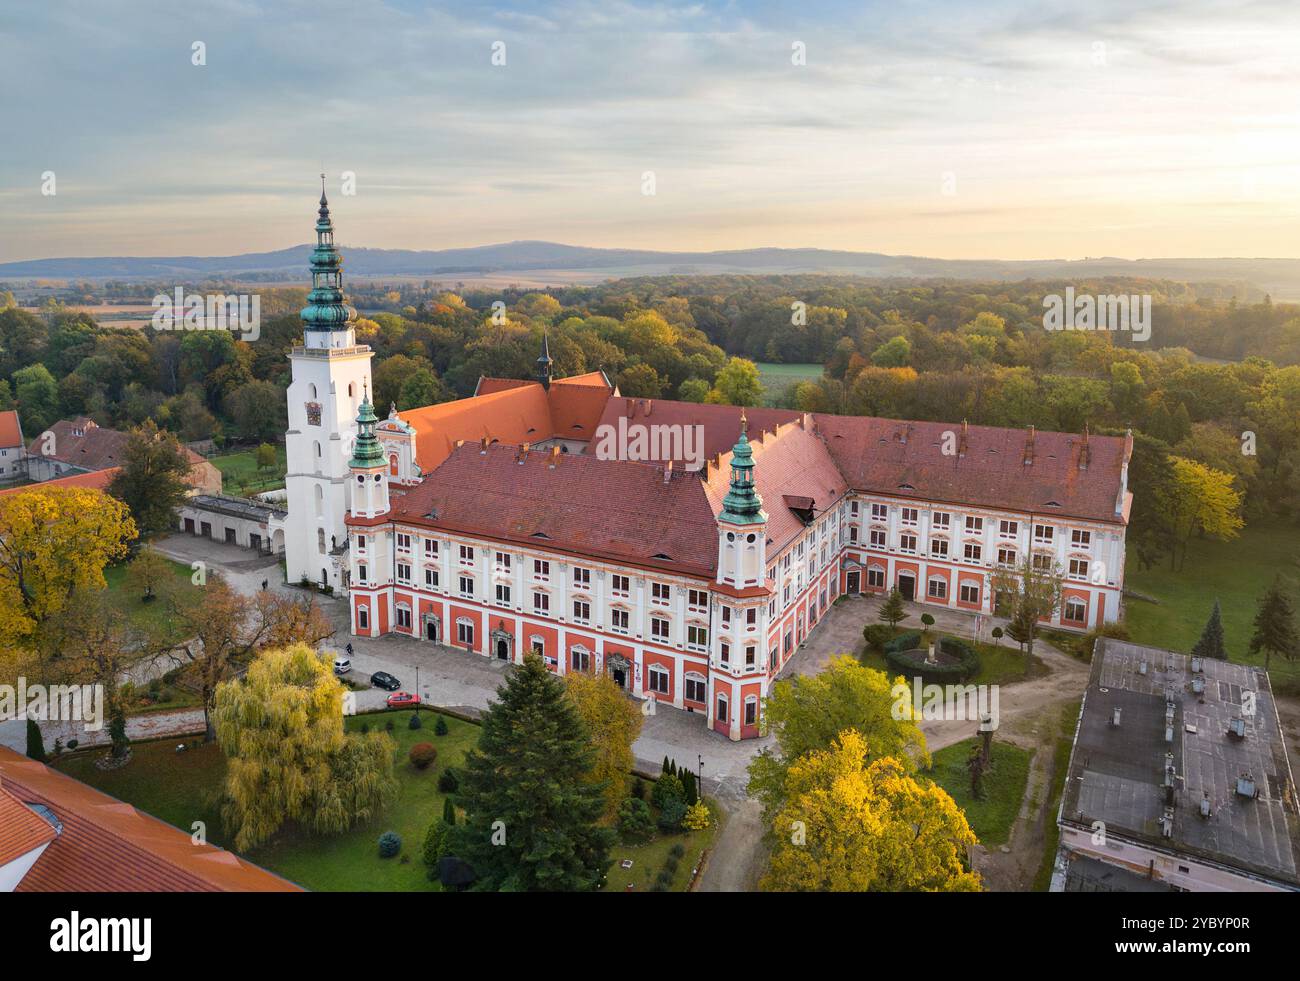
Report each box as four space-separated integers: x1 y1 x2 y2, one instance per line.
4 242 1300 294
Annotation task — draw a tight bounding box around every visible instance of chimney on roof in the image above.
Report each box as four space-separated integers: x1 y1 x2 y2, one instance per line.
480 436 489 454
644 399 653 416
1079 424 1092 471
1023 426 1036 466
517 442 530 463
548 445 561 469
663 460 673 483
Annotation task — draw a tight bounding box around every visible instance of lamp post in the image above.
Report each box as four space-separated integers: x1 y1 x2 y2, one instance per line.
415 665 420 715
697 754 704 795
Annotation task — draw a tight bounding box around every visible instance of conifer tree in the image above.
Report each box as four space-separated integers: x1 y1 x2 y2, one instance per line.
1249 579 1299 672
450 654 614 891
877 587 908 632
1190 600 1227 660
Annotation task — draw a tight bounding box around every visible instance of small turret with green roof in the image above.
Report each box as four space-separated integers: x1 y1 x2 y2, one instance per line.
720 410 766 525
348 390 385 469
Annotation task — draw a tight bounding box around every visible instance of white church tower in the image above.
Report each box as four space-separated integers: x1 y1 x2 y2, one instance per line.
281 177 372 589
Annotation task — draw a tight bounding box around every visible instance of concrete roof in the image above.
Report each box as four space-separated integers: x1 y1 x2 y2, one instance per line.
1062 638 1300 887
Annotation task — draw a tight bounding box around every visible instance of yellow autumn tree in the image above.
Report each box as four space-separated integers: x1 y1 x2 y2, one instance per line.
0 487 136 656
565 671 643 822
763 729 981 893
1161 456 1244 571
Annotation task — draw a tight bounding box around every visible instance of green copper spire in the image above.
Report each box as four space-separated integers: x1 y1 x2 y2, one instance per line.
301 175 358 334
720 411 766 525
349 391 385 469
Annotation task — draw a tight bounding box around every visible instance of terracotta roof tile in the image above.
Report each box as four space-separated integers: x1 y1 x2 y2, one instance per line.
392 442 719 577
0 409 22 449
0 467 120 497
594 398 801 468
813 415 1130 523
0 747 301 892
0 784 57 866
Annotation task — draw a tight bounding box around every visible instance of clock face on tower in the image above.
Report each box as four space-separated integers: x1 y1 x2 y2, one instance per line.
306 401 322 426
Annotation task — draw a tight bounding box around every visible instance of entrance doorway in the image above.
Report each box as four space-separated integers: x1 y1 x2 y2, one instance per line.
607 654 631 690
496 638 509 660
425 620 438 642
898 572 916 601
846 570 861 594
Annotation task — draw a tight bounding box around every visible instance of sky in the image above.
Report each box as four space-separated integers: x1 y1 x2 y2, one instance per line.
2 0 1299 263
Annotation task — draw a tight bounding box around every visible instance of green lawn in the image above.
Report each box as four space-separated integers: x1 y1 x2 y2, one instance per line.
603 797 720 892
1124 518 1300 692
925 737 1032 847
860 633 1048 688
57 710 480 892
102 558 202 644
1031 699 1081 891
211 445 287 495
755 362 823 404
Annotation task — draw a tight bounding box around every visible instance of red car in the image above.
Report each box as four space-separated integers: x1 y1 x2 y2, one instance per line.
386 691 420 709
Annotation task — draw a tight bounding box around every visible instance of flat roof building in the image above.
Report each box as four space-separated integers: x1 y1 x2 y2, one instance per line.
1054 638 1300 892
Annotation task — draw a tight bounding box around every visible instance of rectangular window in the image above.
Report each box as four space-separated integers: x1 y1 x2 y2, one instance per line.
932 512 951 530
871 503 888 521
960 582 980 604
1032 552 1053 572
357 606 369 629
396 562 411 583
870 529 887 548
930 538 949 558
746 608 757 626
459 575 474 598
997 547 1016 568
687 624 708 651
900 533 917 553
1064 598 1087 623
1034 524 1054 544
396 606 411 629
688 588 708 609
1071 529 1092 548
424 538 438 557
652 582 671 603
964 516 983 535
745 645 756 668
849 526 859 543
571 648 590 672
533 591 550 615
928 578 947 599
457 621 474 646
648 667 669 694
396 533 411 552
459 545 475 563
720 642 730 665
721 605 732 625
572 599 590 623
867 567 885 588
356 534 366 552
496 552 512 571
745 699 757 726
534 559 549 578
357 565 368 583
610 608 629 633
964 542 982 562
1068 558 1089 580
495 583 511 605
611 574 630 595
901 507 919 525
651 617 670 641
686 677 706 703
573 566 590 588
425 568 438 588
999 520 1018 538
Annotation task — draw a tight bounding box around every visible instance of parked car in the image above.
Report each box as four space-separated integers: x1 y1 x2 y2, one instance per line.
370 671 401 691
386 691 420 709
333 656 351 676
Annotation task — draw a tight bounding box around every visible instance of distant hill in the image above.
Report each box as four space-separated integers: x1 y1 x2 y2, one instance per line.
5 241 1300 295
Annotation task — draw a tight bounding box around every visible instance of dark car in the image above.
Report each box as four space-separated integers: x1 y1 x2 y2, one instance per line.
370 671 401 691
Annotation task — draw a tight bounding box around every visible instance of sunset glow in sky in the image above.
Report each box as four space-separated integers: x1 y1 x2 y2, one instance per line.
3 0 1299 262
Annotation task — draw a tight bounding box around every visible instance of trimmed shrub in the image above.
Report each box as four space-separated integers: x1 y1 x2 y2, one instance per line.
408 712 423 730
669 843 685 859
378 831 402 858
26 719 46 763
409 742 438 769
657 796 687 832
883 633 981 683
683 800 711 831
438 767 460 793
422 820 451 866
862 623 896 653
434 715 449 736
618 797 656 843
652 772 684 810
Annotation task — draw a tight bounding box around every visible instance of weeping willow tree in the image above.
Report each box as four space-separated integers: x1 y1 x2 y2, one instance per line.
213 642 397 851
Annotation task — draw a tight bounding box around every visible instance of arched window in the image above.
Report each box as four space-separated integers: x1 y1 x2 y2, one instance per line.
314 484 324 518
389 453 399 476
309 383 317 400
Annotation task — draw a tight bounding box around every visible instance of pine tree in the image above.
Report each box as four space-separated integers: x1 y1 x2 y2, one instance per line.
26 718 46 763
662 755 670 774
450 654 615 891
1249 579 1299 673
1190 600 1227 660
877 587 908 631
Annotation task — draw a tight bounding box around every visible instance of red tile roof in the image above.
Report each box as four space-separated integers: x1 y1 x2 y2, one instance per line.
813 415 1130 524
0 409 22 449
401 375 613 472
392 442 720 577
703 418 848 553
29 420 210 476
594 398 801 468
0 784 58 867
0 747 301 892
0 467 120 497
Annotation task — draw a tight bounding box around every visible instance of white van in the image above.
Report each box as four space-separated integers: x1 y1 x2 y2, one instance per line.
333 655 352 676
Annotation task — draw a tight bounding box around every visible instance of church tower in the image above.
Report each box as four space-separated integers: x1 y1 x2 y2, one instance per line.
710 413 772 741
282 178 373 589
348 392 390 520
